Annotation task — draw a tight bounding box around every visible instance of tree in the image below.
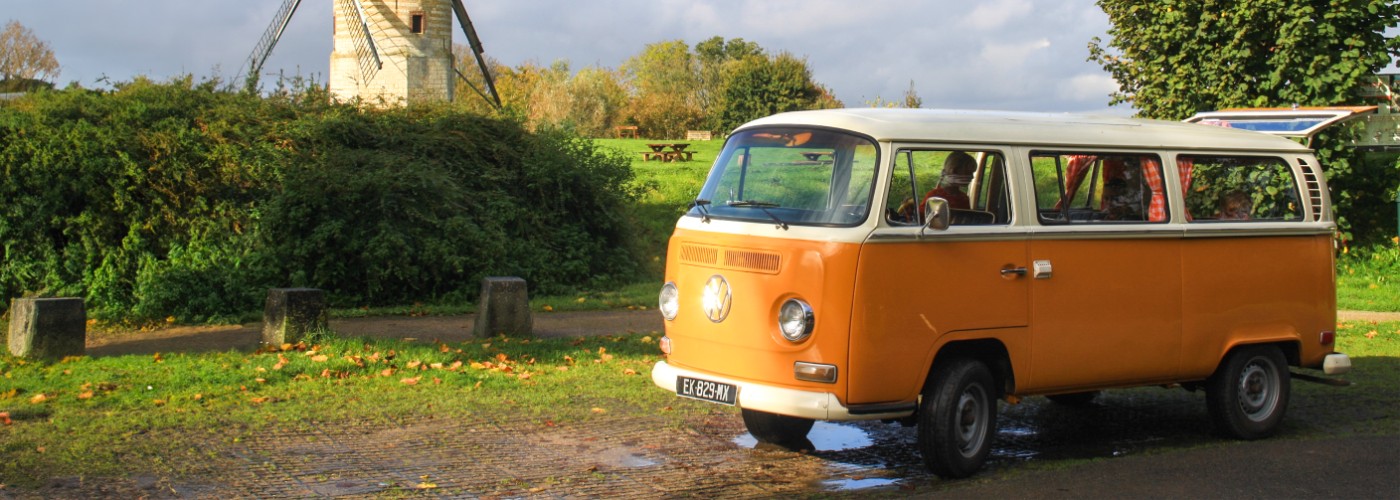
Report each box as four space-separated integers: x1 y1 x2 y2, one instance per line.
1089 1 1400 120
568 66 629 136
1088 0 1400 245
0 20 59 89
903 80 923 109
694 36 763 130
716 52 832 132
622 40 702 137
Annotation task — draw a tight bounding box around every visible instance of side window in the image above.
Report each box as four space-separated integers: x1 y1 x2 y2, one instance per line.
1179 156 1302 222
1030 152 1168 224
885 149 1010 226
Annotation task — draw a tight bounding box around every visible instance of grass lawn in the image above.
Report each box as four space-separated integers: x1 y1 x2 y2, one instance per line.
0 331 716 487
1337 240 1400 312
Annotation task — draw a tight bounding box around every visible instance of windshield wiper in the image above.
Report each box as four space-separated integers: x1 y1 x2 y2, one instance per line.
727 200 789 230
691 198 712 223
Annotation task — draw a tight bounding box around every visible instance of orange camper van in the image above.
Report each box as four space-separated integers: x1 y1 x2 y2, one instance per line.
651 108 1352 478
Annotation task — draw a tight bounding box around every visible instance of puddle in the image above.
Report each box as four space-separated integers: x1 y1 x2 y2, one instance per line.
822 476 900 491
733 421 873 451
596 447 660 468
726 390 1219 490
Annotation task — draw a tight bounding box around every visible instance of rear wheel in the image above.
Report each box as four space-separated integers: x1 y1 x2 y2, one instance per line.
917 358 998 478
741 409 815 449
1206 344 1290 439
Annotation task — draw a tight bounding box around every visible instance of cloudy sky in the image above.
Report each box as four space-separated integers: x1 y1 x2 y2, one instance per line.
7 0 1127 113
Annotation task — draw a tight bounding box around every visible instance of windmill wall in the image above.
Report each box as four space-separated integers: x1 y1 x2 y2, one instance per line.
330 0 455 105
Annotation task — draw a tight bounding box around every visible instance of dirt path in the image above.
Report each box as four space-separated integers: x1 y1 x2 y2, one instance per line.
85 309 665 357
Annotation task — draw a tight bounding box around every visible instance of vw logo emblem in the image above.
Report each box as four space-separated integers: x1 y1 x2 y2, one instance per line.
702 275 733 323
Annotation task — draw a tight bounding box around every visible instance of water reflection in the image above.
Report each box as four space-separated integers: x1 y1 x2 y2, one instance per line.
733 421 873 451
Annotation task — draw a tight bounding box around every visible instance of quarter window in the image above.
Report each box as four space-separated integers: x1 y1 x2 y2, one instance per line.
1178 156 1302 222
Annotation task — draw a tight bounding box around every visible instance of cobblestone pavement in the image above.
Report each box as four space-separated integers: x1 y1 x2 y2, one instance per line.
8 310 1395 498
16 381 1389 499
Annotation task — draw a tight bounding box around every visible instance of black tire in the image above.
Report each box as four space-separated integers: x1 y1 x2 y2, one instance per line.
741 408 815 448
1206 344 1290 440
1046 391 1099 406
917 358 998 479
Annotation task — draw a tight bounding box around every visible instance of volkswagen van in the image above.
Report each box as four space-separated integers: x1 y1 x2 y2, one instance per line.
650 108 1352 478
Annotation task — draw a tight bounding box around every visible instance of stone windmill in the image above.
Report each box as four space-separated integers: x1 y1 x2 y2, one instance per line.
244 0 500 107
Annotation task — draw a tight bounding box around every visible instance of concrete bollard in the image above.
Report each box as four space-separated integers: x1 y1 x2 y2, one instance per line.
262 288 328 345
473 277 532 337
7 298 86 359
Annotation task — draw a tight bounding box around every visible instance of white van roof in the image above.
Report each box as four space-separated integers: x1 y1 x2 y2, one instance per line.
739 108 1311 153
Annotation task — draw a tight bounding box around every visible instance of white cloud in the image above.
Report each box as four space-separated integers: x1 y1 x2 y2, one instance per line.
1057 73 1120 103
963 0 1034 31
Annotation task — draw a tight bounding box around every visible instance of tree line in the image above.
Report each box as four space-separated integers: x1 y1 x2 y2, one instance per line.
453 36 843 138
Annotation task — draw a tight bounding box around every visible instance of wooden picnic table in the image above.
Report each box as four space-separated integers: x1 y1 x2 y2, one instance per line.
640 143 695 162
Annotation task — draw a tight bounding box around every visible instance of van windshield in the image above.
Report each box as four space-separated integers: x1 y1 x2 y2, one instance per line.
690 127 879 227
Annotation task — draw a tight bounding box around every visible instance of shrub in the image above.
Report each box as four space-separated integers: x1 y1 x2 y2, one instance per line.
0 78 641 321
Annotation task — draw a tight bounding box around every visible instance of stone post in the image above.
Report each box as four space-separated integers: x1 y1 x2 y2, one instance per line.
7 298 86 359
473 277 532 337
262 288 328 345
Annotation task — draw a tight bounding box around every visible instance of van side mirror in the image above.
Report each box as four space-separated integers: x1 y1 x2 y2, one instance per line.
923 197 951 232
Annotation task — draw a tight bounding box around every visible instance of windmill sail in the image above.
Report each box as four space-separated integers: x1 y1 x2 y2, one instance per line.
450 0 501 108
336 0 384 84
244 0 305 86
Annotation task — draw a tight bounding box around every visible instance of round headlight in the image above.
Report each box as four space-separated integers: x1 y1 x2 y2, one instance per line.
778 299 814 342
658 282 679 321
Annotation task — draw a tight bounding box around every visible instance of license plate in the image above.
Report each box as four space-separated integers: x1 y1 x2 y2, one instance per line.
677 376 737 405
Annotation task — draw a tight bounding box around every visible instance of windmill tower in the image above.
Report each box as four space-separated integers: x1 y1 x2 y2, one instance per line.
244 0 500 107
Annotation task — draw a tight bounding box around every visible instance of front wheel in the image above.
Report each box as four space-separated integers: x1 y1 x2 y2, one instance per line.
1206 344 1290 439
741 408 814 449
917 358 998 478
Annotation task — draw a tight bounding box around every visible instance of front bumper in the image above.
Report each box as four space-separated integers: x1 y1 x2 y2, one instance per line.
651 361 912 421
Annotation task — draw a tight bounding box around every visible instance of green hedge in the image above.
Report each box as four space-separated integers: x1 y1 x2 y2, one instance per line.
0 78 640 322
